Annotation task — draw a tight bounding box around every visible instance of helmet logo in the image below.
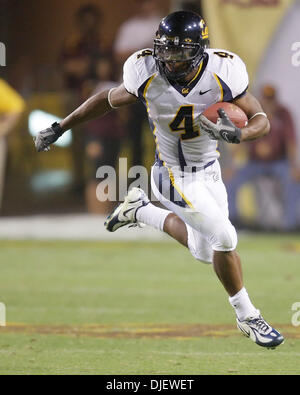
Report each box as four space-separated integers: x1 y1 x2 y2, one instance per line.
174 36 179 45
184 38 193 43
201 26 209 39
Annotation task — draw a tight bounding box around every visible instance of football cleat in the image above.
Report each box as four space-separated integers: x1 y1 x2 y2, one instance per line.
236 312 285 349
104 187 150 232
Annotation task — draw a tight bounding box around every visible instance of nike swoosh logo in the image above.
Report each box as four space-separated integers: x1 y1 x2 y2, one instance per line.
237 322 250 337
123 207 134 219
199 89 211 95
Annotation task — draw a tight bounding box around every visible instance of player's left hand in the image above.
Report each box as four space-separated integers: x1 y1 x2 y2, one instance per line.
199 108 242 144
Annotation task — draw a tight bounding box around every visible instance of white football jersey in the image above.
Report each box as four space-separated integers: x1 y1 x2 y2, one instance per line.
123 48 249 168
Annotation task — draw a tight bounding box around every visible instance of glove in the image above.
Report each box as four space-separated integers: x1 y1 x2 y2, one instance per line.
199 108 242 144
34 122 64 152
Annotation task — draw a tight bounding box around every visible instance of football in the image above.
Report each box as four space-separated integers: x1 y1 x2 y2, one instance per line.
203 102 248 128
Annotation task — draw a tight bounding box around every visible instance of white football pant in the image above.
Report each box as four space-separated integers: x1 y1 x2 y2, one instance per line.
151 160 237 263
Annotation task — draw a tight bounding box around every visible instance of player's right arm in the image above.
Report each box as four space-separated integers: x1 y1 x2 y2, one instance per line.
34 49 151 152
60 84 137 132
34 83 137 152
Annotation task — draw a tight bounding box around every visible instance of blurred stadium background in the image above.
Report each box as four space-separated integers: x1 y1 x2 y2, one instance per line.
0 0 300 375
0 0 300 233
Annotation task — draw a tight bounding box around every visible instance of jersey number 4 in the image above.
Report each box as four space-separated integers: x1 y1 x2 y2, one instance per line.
169 105 200 140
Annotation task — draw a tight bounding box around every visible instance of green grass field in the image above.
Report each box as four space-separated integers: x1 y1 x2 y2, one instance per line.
0 234 299 375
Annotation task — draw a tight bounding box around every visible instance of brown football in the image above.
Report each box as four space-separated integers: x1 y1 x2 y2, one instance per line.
203 102 248 128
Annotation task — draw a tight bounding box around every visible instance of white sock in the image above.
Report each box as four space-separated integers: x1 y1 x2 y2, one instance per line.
136 203 171 232
229 287 259 321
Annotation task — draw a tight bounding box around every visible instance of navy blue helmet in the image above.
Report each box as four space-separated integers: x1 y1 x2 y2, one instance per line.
153 11 209 81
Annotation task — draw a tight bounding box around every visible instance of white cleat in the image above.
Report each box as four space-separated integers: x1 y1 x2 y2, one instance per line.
104 187 150 232
236 311 285 349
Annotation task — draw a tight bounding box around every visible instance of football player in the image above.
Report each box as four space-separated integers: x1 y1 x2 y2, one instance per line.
34 11 284 348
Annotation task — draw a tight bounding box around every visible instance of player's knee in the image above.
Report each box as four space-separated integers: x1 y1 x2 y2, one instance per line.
210 221 237 252
189 245 213 264
186 225 213 264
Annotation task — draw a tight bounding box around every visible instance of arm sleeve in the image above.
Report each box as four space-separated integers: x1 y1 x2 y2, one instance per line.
227 55 249 99
214 52 249 102
123 52 143 97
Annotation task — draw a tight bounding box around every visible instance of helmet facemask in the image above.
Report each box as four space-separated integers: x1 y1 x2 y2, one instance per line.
153 35 205 82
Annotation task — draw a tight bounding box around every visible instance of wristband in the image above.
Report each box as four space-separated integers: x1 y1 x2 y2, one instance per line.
51 122 64 137
248 112 267 121
108 88 119 109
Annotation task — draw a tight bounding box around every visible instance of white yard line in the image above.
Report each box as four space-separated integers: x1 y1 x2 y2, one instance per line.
0 214 170 241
